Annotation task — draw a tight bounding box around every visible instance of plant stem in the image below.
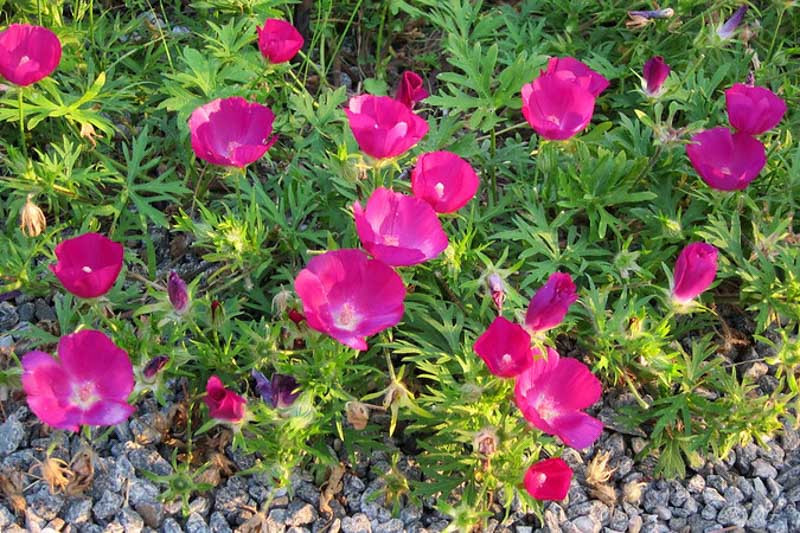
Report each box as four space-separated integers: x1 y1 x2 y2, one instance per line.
384 351 396 381
489 127 498 204
18 88 27 158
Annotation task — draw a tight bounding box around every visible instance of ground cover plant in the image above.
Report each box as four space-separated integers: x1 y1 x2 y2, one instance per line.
0 0 799 529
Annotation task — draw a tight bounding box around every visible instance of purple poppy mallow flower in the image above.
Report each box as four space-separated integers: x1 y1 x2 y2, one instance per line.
473 317 533 378
725 84 787 135
524 272 578 333
167 271 189 313
0 24 62 86
717 5 747 40
671 242 719 304
142 355 170 381
686 127 766 191
642 56 670 97
252 370 300 408
21 330 135 432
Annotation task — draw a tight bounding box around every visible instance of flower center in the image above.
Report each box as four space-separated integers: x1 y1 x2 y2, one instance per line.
719 166 732 176
82 266 93 273
71 382 99 409
434 182 445 198
536 472 547 485
19 55 31 66
533 394 560 423
501 353 513 366
382 234 400 246
546 115 561 127
226 141 241 157
333 303 359 331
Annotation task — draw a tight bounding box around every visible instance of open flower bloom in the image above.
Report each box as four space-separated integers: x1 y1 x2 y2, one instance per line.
252 370 300 408
189 97 277 168
395 70 428 108
0 24 62 86
514 347 603 449
521 74 597 141
205 375 246 423
411 151 480 213
642 56 670 97
294 249 406 350
256 18 304 64
686 127 766 191
525 272 578 333
354 187 448 266
672 242 718 303
725 84 787 135
21 330 135 431
473 317 532 378
545 57 609 98
524 457 573 501
49 232 124 298
344 95 429 159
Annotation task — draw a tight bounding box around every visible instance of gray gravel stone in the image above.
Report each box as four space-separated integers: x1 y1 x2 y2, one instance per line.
286 501 317 527
118 507 144 532
570 514 599 533
0 504 15 528
65 498 93 525
687 475 705 493
608 509 627 531
748 504 769 529
209 511 232 533
185 512 210 533
627 514 642 533
702 487 726 509
342 513 372 533
0 302 19 330
161 517 183 533
17 302 34 322
0 417 25 456
26 484 64 520
716 504 747 527
125 443 173 476
34 298 56 321
93 491 124 521
374 518 404 533
753 458 779 479
766 517 788 533
723 485 744 504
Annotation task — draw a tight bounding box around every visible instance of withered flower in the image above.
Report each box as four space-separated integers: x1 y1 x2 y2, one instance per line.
20 195 46 237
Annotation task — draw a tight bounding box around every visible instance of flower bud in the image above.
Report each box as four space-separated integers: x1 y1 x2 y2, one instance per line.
524 272 578 333
252 370 300 409
642 56 670 97
717 6 747 40
472 427 498 457
487 273 505 312
167 270 189 313
20 195 46 237
142 355 169 381
671 242 718 303
288 309 305 324
210 299 222 324
345 401 370 430
395 71 428 109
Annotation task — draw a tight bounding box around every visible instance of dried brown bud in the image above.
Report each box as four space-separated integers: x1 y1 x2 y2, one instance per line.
622 479 648 504
80 122 98 148
346 401 370 430
472 427 498 457
585 450 616 486
20 195 46 237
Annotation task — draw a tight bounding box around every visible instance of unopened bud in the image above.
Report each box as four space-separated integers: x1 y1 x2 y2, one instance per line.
345 401 370 430
717 5 747 40
473 427 498 457
167 271 189 313
487 273 505 312
143 355 169 380
272 288 292 316
210 299 222 324
20 195 46 237
288 309 305 324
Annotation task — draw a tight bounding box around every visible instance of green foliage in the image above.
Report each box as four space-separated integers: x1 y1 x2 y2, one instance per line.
1 0 800 527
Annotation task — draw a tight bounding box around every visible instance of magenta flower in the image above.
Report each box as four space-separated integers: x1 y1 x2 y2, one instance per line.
205 375 246 423
525 272 578 333
21 330 135 431
344 95 429 159
353 187 448 266
521 74 597 141
672 242 718 304
294 249 406 350
188 97 277 168
686 127 766 191
725 84 787 135
49 232 124 299
395 71 428 109
473 317 532 378
642 56 670 97
411 151 480 213
524 457 573 501
545 57 609 98
256 19 304 64
514 347 603 449
167 271 189 313
0 24 62 86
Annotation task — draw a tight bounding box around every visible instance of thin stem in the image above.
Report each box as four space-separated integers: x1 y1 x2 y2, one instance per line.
384 351 396 381
489 127 498 204
18 88 27 158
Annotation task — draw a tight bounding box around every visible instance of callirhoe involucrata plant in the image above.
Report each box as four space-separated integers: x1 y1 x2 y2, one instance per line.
0 0 798 527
